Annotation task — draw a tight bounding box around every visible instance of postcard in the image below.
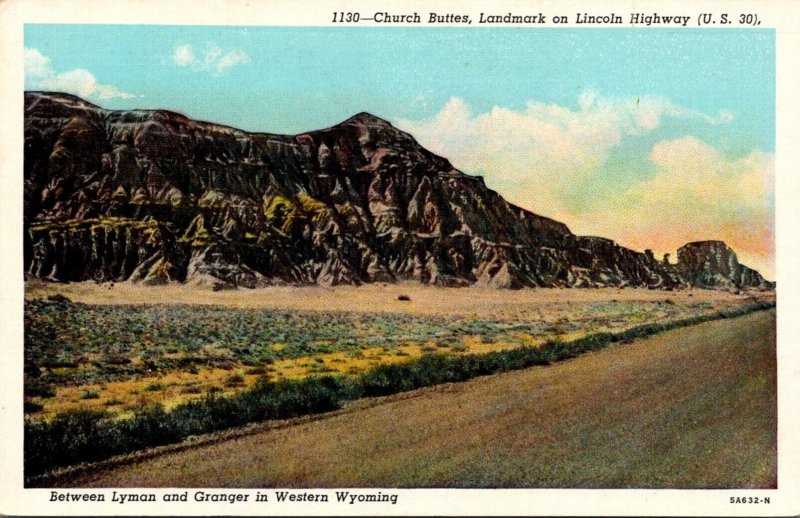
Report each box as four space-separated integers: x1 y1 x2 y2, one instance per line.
1 0 798 515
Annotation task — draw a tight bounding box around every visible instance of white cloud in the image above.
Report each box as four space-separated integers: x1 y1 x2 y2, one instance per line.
579 137 774 278
396 94 773 278
395 93 736 219
25 47 134 100
40 69 133 100
172 43 250 75
172 44 195 66
211 48 249 74
24 47 51 79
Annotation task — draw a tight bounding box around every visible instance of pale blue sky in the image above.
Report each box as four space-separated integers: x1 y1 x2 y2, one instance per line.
24 25 774 149
24 25 775 277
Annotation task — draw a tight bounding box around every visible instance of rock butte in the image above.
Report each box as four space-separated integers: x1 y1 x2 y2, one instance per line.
24 92 772 291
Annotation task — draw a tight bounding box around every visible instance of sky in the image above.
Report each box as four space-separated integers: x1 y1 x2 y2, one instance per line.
24 25 775 279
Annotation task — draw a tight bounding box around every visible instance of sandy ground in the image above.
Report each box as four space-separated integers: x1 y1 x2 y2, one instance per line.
25 279 768 317
53 309 776 489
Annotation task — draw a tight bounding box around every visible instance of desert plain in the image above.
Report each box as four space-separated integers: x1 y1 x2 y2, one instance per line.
24 280 776 488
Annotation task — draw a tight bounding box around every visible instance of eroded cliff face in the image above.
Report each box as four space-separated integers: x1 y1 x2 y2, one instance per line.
24 92 772 290
677 241 771 290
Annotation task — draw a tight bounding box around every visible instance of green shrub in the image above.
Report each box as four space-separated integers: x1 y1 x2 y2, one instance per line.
25 380 55 399
25 409 111 476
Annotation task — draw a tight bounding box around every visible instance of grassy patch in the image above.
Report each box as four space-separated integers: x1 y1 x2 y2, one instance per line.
27 293 743 393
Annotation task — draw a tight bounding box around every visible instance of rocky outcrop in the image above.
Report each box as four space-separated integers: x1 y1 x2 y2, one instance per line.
677 241 773 289
24 92 772 290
